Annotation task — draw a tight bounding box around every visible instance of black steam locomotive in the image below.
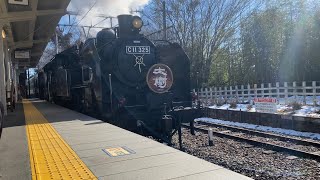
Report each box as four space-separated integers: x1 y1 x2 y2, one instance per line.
37 15 194 143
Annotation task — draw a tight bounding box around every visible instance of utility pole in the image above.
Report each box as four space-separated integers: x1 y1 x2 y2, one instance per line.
162 1 167 40
55 32 59 54
110 17 113 28
27 69 30 98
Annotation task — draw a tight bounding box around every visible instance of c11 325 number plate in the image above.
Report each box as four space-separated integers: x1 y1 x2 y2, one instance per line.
126 46 150 54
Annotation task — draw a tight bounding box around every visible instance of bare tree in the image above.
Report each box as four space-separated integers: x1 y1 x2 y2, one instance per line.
145 0 257 86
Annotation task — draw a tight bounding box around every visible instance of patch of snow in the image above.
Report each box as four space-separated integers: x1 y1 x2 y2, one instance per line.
217 104 230 110
197 118 320 140
277 105 291 113
295 106 320 118
210 104 252 112
233 104 248 111
278 96 320 105
249 106 256 112
208 102 320 117
205 96 320 106
208 105 218 109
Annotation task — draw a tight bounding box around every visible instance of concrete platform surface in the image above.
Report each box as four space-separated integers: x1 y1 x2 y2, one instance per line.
0 99 252 180
0 103 31 180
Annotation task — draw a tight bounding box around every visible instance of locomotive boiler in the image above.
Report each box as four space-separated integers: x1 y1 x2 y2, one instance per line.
40 15 193 143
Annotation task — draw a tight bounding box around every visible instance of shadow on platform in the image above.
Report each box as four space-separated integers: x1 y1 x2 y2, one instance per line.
28 99 105 125
3 103 26 128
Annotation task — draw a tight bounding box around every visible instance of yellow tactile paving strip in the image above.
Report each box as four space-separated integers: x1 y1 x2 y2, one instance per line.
23 100 97 180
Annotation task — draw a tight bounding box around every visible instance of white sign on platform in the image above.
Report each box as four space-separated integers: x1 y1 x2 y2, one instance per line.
15 51 30 59
8 0 29 6
254 97 277 113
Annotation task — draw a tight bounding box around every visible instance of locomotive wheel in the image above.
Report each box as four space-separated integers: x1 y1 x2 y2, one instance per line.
114 108 127 129
73 94 83 112
115 108 139 132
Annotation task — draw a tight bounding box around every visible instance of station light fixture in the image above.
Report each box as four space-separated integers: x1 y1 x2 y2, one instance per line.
2 29 6 39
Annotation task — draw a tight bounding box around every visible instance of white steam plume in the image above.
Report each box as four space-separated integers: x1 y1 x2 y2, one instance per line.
68 0 150 36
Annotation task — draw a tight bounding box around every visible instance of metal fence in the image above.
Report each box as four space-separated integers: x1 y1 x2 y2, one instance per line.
195 81 320 105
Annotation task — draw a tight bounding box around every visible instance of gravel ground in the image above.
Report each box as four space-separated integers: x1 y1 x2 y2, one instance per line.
172 128 320 180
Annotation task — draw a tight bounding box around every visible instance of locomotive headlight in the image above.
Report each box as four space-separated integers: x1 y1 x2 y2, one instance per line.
132 16 143 29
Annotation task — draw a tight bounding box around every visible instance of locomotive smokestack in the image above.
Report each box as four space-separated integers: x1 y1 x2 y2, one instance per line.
117 15 133 38
117 14 143 38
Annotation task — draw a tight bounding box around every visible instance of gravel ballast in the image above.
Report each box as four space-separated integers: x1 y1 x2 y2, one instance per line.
172 128 320 180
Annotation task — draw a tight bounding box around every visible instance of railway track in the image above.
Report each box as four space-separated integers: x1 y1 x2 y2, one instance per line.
182 121 320 161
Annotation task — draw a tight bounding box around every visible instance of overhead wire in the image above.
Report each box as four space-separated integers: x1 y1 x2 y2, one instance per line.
22 16 59 41
46 0 98 64
20 15 64 69
92 18 108 27
22 1 98 69
66 0 98 35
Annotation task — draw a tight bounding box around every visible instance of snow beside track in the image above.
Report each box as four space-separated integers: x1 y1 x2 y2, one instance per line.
197 118 320 140
208 104 320 118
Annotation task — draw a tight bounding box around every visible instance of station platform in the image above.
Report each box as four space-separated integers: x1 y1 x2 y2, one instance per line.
0 99 251 180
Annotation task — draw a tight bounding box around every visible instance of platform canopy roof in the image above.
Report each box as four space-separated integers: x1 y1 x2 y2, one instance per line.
0 0 71 69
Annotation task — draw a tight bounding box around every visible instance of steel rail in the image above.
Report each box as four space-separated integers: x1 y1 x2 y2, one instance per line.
182 124 320 162
196 121 320 148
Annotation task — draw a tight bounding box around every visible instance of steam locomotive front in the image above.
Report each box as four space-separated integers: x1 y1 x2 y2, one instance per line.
114 34 157 87
112 15 158 102
98 15 174 131
97 15 169 122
